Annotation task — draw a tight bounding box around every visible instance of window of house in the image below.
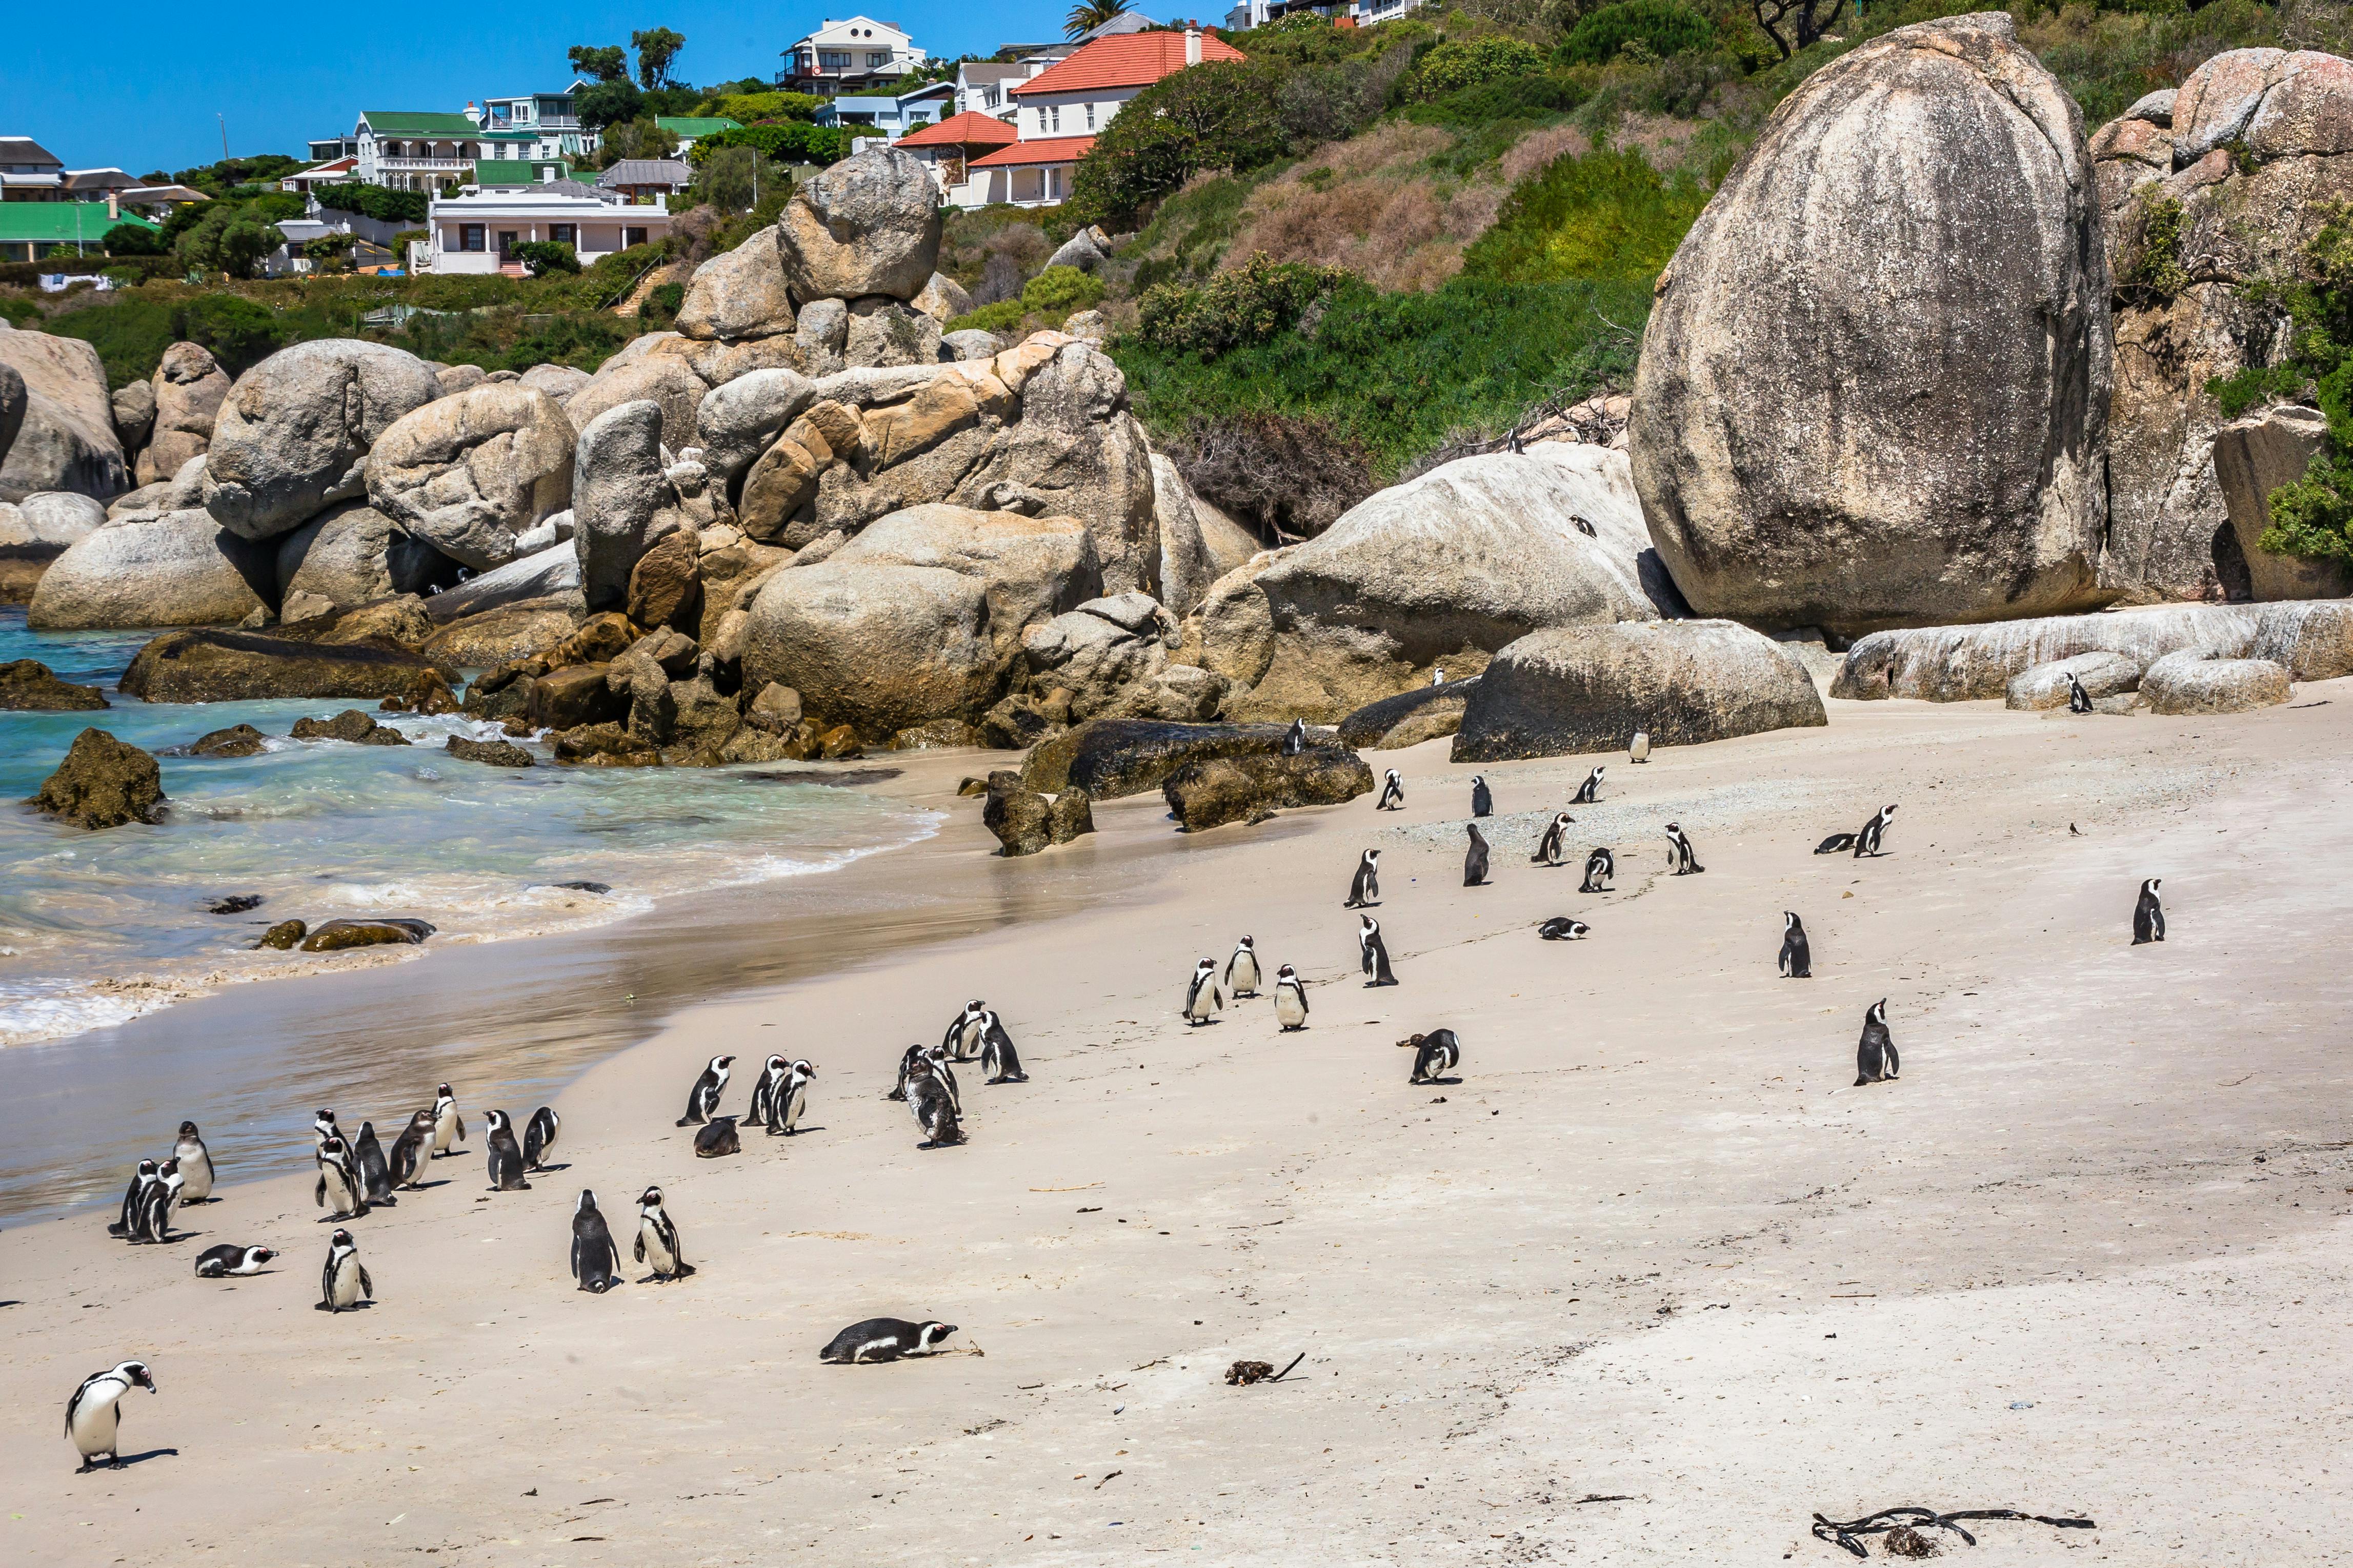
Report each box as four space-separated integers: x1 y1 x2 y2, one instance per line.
821 50 852 68
551 223 575 245
1049 105 1061 132
867 51 888 67
458 223 485 252
1085 102 1096 130
624 226 648 248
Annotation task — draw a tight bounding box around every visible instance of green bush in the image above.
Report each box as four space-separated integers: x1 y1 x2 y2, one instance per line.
316 183 430 225
514 241 581 277
710 90 822 123
1021 264 1105 317
1067 60 1290 229
1402 71 1588 130
1132 253 1351 361
175 294 284 371
639 280 685 325
102 223 167 257
949 299 1027 335
0 297 39 328
2214 203 2353 560
687 121 873 168
1561 0 1715 65
1410 37 1550 100
1461 148 1709 284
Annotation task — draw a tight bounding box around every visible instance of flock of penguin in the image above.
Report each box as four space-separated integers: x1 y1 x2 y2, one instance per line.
59 735 2174 1472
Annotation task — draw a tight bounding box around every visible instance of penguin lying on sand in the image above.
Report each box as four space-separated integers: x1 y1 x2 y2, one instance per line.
1536 917 1588 940
693 1116 741 1158
820 1317 958 1363
1817 805 1897 858
194 1244 276 1278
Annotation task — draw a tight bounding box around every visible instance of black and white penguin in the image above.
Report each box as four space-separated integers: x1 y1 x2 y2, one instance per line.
887 1042 927 1103
172 1121 214 1204
388 1108 434 1190
1572 765 1605 805
1376 769 1404 811
1225 935 1262 997
1464 824 1490 886
978 1014 1026 1085
1359 914 1397 987
902 1060 966 1148
1536 917 1588 940
693 1116 742 1157
320 1227 373 1313
1579 846 1614 892
1280 718 1305 757
820 1317 958 1363
108 1159 158 1239
1663 821 1704 875
675 1054 734 1127
1471 776 1493 818
1274 964 1310 1030
1401 1028 1462 1084
482 1110 532 1191
1531 811 1574 866
1854 1000 1899 1086
570 1190 621 1293
312 1108 341 1150
523 1106 560 1172
1778 912 1813 978
431 1083 466 1159
2133 877 2165 944
634 1185 694 1281
1854 804 1897 858
65 1360 155 1471
1184 956 1224 1026
769 1058 818 1131
922 1043 963 1115
941 1000 988 1061
2068 671 2094 714
1344 848 1381 908
194 1244 276 1278
131 1158 182 1245
314 1136 367 1220
352 1121 398 1208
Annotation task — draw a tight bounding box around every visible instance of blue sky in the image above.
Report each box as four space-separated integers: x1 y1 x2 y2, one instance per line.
3 3 1209 177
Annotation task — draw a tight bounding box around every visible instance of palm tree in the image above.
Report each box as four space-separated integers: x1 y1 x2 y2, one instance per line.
1064 0 1135 39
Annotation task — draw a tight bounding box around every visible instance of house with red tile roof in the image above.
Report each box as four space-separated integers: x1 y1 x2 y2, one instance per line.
895 111 1020 208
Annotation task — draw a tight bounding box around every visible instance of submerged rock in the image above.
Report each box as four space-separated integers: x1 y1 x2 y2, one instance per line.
289 709 410 745
254 919 308 949
187 723 267 758
26 727 165 829
0 658 107 711
1161 750 1377 831
299 917 435 952
119 628 454 705
445 735 535 767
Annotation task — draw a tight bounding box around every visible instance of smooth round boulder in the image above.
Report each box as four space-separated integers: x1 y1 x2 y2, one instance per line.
564 344 709 456
1630 12 2112 639
775 144 943 304
2140 651 2290 715
676 226 799 343
138 341 230 486
276 500 456 607
202 340 439 542
2003 650 2144 710
28 508 273 629
363 382 575 571
519 362 591 404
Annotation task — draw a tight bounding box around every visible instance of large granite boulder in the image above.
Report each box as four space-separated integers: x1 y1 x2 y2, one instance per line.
1831 604 2261 701
112 380 154 455
520 362 590 404
2140 650 2290 714
1151 452 1221 620
2003 650 2144 710
564 337 712 453
26 728 164 829
0 492 105 600
740 503 1100 739
422 542 584 623
138 341 230 486
0 360 23 472
695 368 819 498
422 597 585 667
677 226 799 342
1021 718 1346 799
202 340 439 541
276 501 456 608
573 401 674 613
1631 12 2111 638
844 299 943 369
776 144 943 304
1202 444 1676 722
1162 749 1376 830
1452 621 1826 762
119 628 452 704
0 323 127 498
2244 598 2353 680
1018 591 1178 721
28 508 274 629
1336 677 1480 749
363 382 574 570
2209 404 2350 600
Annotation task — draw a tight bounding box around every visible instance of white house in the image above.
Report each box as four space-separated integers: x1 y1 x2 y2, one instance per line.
476 85 601 160
895 111 1018 207
779 17 929 98
351 110 538 190
814 80 955 140
1007 28 1243 143
416 164 669 275
954 62 1042 121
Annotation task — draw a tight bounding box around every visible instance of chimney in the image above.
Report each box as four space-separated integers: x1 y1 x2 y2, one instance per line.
106 190 120 221
1184 28 1202 66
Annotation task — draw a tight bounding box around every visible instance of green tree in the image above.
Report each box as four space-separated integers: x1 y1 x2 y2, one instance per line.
101 222 166 256
173 206 285 280
1064 0 1133 38
1411 37 1549 99
1560 0 1715 65
632 27 688 89
514 240 581 276
1068 60 1289 229
577 79 647 131
698 145 782 213
569 43 630 82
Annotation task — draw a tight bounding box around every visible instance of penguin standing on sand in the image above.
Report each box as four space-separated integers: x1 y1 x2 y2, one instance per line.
64 1360 155 1471
1854 1000 1899 1086
1464 824 1491 886
1630 730 1651 763
942 1000 988 1061
353 1121 398 1208
1532 812 1574 867
523 1106 560 1172
570 1190 621 1293
820 1318 958 1363
693 1116 741 1157
1376 769 1404 811
1580 846 1614 892
1779 912 1813 978
1854 804 1898 857
2068 672 2095 714
132 1158 182 1245
483 1110 532 1191
1663 822 1704 875
634 1186 693 1281
194 1244 276 1278
172 1122 214 1203
1536 917 1590 940
769 1058 818 1130
314 1136 367 1220
109 1159 157 1239
1572 766 1605 805
1274 964 1310 1030
1345 848 1381 908
887 1042 927 1103
1471 776 1493 818
1401 1029 1462 1084
903 1060 966 1148
312 1109 342 1150
747 1054 788 1128
676 1055 734 1127
978 1014 1025 1084
1225 935 1262 997
430 1084 466 1159
388 1109 434 1189
1359 914 1398 986
1281 718 1306 757
2133 878 2166 944
923 1044 962 1116
1184 957 1224 1026
320 1228 373 1312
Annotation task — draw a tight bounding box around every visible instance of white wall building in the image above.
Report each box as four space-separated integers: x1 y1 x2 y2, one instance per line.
779 17 929 97
416 170 669 275
1006 29 1244 143
476 85 601 160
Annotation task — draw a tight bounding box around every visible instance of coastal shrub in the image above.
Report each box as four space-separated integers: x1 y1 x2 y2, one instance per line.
1411 38 1551 100
639 280 685 325
1461 147 1709 284
174 294 284 372
1402 71 1588 131
947 263 1108 335
709 90 822 123
1163 410 1379 542
101 223 167 257
1067 60 1290 229
687 122 872 168
1132 254 1352 360
2117 193 2190 303
514 241 581 277
317 183 430 225
1561 0 1716 65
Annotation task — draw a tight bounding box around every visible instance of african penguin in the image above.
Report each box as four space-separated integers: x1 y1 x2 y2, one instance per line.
1572 765 1605 805
388 1109 434 1189
1464 824 1490 886
1629 730 1650 763
1225 935 1262 997
769 1058 818 1130
978 1014 1026 1085
1536 917 1589 940
820 1317 958 1363
523 1106 560 1172
634 1186 694 1281
314 1136 367 1220
2133 878 2165 945
1854 1000 1899 1086
1274 964 1310 1030
1663 822 1704 875
942 999 988 1061
2068 671 2094 714
1471 776 1493 818
1854 804 1897 857
746 1054 784 1128
1280 718 1305 757
320 1227 373 1313
923 1044 963 1116
172 1122 214 1203
312 1108 341 1149
1813 830 1856 854
108 1159 157 1239
1531 811 1574 866
430 1084 466 1158
675 1054 733 1126
887 1042 927 1102
352 1121 398 1208
1344 848 1381 908
194 1244 276 1278
64 1360 155 1471
1779 912 1813 978
570 1190 622 1293
693 1116 741 1157
482 1110 533 1191
1376 769 1404 811
1401 1029 1462 1084
1579 846 1614 893
1359 914 1397 987
1184 957 1224 1026
902 1060 966 1148
131 1158 182 1245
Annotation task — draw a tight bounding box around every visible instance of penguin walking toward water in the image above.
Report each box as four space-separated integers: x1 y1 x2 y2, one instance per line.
1580 846 1615 892
353 1122 398 1208
942 1000 989 1061
978 1014 1025 1084
820 1317 958 1363
903 1060 966 1148
523 1107 561 1172
1274 964 1310 1030
1345 848 1381 908
194 1244 276 1278
1401 1029 1462 1084
64 1360 155 1471
1471 776 1493 818
1532 812 1574 866
132 1159 183 1245
1536 917 1590 941
1376 769 1405 811
1854 1000 1899 1086
2133 878 2166 944
109 1159 158 1239
1225 935 1262 997
1184 958 1224 1026
676 1055 734 1127
769 1058 818 1130
315 1136 367 1219
430 1084 466 1159
2068 671 2095 714
172 1122 214 1204
320 1228 373 1313
1359 914 1398 986
1281 718 1306 757
570 1191 621 1293
1663 822 1704 875
1572 766 1605 805
1464 824 1491 886
634 1186 694 1281
483 1110 533 1191
693 1116 741 1157
1779 912 1813 978
388 1109 434 1190
747 1054 788 1128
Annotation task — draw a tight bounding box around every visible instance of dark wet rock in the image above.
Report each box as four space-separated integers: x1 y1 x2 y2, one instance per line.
1020 718 1346 800
299 917 435 952
446 735 535 767
1161 750 1376 831
1335 678 1480 750
526 663 628 731
549 880 610 893
0 658 107 710
25 727 166 829
550 721 662 766
119 628 454 705
254 919 308 949
1047 785 1094 845
983 771 1053 856
290 709 410 745
423 597 586 668
207 894 265 914
187 722 267 758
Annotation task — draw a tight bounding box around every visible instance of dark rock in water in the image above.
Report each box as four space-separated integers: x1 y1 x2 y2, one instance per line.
119 628 456 705
188 723 266 758
550 721 661 767
299 918 435 952
736 766 902 787
254 919 308 949
290 709 410 745
1161 750 1375 831
815 723 864 760
0 658 108 711
207 894 265 914
550 880 611 893
445 735 535 768
983 771 1052 856
527 663 627 731
1022 718 1345 800
1335 678 1479 750
1047 785 1094 845
25 727 166 829
956 776 988 798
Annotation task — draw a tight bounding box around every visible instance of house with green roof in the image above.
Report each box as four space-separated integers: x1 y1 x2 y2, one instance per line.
351 110 535 191
655 116 741 154
0 201 157 263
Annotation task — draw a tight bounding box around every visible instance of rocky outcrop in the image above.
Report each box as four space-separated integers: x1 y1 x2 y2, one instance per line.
2140 650 2290 714
112 380 154 455
0 658 108 710
2209 404 2349 599
777 144 942 304
844 299 942 369
1336 678 1479 749
1017 592 1188 722
289 709 409 745
520 362 590 403
573 401 674 613
422 542 584 623
0 323 127 498
422 597 584 667
1162 749 1376 830
2003 650 2144 710
956 342 1156 596
363 382 574 570
137 341 230 486
1203 444 1676 722
119 628 452 704
1021 718 1346 799
565 337 713 453
677 226 799 342
1835 600 2353 699
982 771 1094 855
1453 622 1826 762
1631 12 2111 638
275 501 456 608
28 509 274 629
26 728 165 829
0 491 106 600
696 368 819 497
446 734 534 767
188 723 266 757
1150 452 1221 620
202 341 439 542
913 271 973 324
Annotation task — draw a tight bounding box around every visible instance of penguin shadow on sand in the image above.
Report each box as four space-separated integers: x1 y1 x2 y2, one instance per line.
81 1447 179 1473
